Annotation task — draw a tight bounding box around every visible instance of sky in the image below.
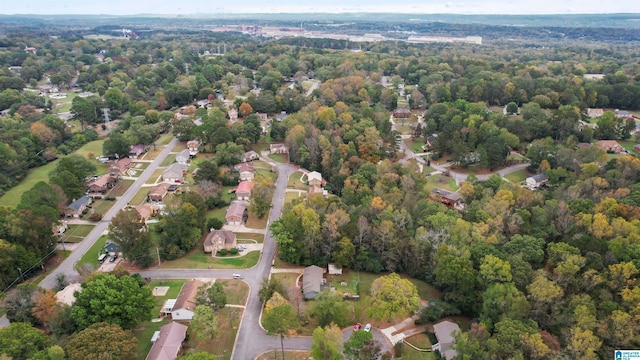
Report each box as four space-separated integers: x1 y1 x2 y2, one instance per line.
1 0 640 15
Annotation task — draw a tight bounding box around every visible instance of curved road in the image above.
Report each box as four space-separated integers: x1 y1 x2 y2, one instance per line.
40 138 179 289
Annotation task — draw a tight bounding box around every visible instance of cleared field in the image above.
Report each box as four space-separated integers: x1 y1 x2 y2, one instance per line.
287 171 308 190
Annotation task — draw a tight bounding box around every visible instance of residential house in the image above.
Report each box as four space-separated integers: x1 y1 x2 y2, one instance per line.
236 181 254 201
149 183 170 202
615 109 634 119
171 280 205 321
525 174 549 190
303 265 324 300
634 144 640 154
392 108 411 119
187 140 200 156
256 112 268 121
423 134 438 150
429 189 463 208
203 230 237 256
270 143 289 154
175 149 191 165
307 171 324 195
196 99 210 108
65 196 92 218
328 263 343 275
431 320 460 360
104 242 121 256
586 108 604 118
145 322 188 360
24 46 37 54
134 204 156 222
234 163 255 181
596 140 624 154
242 150 259 162
225 202 246 225
87 174 116 194
53 221 68 237
115 158 132 175
276 111 288 121
228 108 238 123
129 144 146 159
163 163 187 183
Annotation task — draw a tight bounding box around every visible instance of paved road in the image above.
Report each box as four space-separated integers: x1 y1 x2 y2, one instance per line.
39 138 178 289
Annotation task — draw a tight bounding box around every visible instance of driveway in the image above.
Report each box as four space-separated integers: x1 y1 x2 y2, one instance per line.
39 138 179 289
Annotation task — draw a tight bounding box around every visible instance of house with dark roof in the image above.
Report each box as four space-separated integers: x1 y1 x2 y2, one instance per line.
302 265 324 300
431 320 460 360
225 202 246 225
171 280 205 321
430 189 463 208
65 196 92 217
615 109 634 119
276 111 288 121
204 230 237 255
104 242 121 256
392 108 411 119
145 322 188 360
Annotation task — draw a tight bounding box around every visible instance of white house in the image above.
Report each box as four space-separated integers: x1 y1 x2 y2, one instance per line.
525 174 549 190
175 149 191 165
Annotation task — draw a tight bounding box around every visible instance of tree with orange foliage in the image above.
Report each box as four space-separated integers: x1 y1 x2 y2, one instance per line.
31 290 60 332
239 102 252 117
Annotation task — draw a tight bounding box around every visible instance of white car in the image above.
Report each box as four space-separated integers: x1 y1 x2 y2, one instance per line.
232 274 244 279
364 323 372 332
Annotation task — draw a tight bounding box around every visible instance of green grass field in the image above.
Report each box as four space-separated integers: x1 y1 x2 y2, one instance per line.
156 134 174 145
109 179 134 197
145 169 164 184
405 138 426 153
76 235 108 270
161 250 260 269
129 188 149 206
255 168 277 181
268 153 288 163
236 232 265 243
160 155 176 167
217 279 250 305
60 224 94 243
285 191 304 205
505 169 531 183
287 171 309 190
423 174 459 193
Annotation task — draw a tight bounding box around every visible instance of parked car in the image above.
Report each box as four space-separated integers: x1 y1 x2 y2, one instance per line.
364 323 372 332
353 323 362 332
232 273 244 279
109 255 118 263
98 254 107 263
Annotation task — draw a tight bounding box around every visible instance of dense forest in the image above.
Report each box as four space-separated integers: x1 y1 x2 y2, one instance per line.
0 16 639 359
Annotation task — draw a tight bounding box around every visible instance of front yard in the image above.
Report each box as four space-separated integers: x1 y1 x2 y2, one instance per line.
423 174 459 193
160 249 260 269
59 224 94 243
287 171 309 190
76 235 108 271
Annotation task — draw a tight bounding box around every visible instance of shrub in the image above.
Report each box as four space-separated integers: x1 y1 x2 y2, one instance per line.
105 196 116 201
218 249 227 256
229 248 239 255
393 342 403 358
88 213 103 222
93 196 102 200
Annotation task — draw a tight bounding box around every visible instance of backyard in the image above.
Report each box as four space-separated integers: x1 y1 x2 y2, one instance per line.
399 332 436 360
504 168 531 183
404 138 426 153
184 306 243 360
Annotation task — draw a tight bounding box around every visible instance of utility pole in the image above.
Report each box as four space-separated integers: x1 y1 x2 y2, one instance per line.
184 63 190 75
156 247 161 268
17 267 23 282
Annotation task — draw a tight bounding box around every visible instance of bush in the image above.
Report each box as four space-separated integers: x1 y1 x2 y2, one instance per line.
93 196 102 200
105 196 116 201
229 248 239 255
218 249 227 256
393 342 403 358
207 217 223 230
88 213 103 222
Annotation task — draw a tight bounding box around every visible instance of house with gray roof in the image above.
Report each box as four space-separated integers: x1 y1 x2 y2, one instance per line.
146 322 188 360
65 196 92 218
303 265 324 300
431 320 460 360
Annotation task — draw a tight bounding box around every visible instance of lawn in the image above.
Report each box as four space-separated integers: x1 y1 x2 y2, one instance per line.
135 279 186 359
144 148 163 161
404 138 426 153
206 207 227 223
217 279 250 305
73 139 106 167
130 188 150 206
156 134 174 145
76 235 108 271
256 351 311 360
256 168 277 181
145 169 164 184
160 155 176 167
171 142 188 152
89 198 115 215
109 179 134 197
272 272 302 290
0 160 59 207
287 171 309 190
251 160 271 169
269 153 288 163
619 140 638 153
423 174 459 193
399 332 436 359
285 191 304 205
60 224 94 243
396 125 414 135
245 210 269 230
184 306 243 360
505 169 531 183
161 250 260 269
236 232 265 243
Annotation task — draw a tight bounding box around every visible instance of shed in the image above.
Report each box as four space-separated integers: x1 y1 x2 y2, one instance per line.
328 263 343 275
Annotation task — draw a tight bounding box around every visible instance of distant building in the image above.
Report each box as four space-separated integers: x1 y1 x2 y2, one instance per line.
392 108 411 119
241 150 259 162
163 163 187 183
129 144 146 159
187 140 200 156
175 149 191 165
525 174 549 190
586 108 604 118
270 143 289 154
615 109 634 119
228 108 238 123
596 140 624 154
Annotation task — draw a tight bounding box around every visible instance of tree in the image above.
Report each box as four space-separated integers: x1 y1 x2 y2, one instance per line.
258 277 287 303
71 96 97 130
368 273 419 321
191 305 218 341
196 282 227 311
49 170 83 201
480 283 530 330
506 102 519 114
0 322 53 360
71 273 154 329
250 175 275 218
311 324 343 360
343 330 381 360
311 288 349 327
102 132 131 158
50 154 96 184
65 322 137 360
332 237 355 268
109 208 153 267
31 290 60 331
263 293 298 360
159 203 202 259
239 102 253 117
2 283 42 324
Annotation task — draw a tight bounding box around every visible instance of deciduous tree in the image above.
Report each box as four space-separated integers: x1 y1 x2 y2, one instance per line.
263 293 298 360
311 324 343 360
109 208 153 267
311 288 349 327
0 322 53 360
367 273 419 321
191 305 218 341
196 282 227 311
65 322 137 360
